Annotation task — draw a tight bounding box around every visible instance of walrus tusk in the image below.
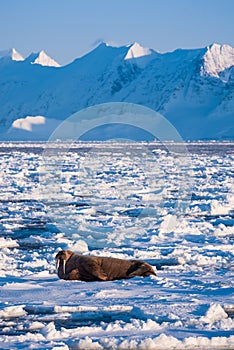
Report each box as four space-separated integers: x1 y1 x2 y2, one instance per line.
56 258 60 271
56 258 66 275
63 259 66 275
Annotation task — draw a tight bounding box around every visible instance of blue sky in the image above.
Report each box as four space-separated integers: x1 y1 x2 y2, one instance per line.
0 0 233 65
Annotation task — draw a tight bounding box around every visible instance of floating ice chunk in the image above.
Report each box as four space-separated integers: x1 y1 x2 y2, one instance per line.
220 317 234 330
28 321 45 330
0 305 27 319
200 303 228 324
68 239 89 252
52 345 70 350
0 237 19 248
55 305 98 313
184 336 210 348
118 338 138 349
211 200 232 215
2 282 42 290
56 237 89 253
77 336 103 349
41 322 61 340
143 333 181 349
214 224 234 237
119 334 234 349
54 305 132 313
194 254 224 266
158 214 178 234
141 318 162 331
210 335 234 348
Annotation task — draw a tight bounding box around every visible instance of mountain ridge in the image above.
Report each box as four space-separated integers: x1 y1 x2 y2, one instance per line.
0 48 24 61
0 42 233 140
0 48 60 67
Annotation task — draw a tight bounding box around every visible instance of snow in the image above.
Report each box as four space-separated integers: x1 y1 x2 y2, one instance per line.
202 43 234 77
124 42 157 67
8 116 61 140
12 116 46 131
125 42 153 59
0 237 18 248
0 48 24 61
211 198 234 215
0 141 233 348
27 50 61 67
0 42 233 140
0 305 27 319
200 304 228 324
0 48 60 66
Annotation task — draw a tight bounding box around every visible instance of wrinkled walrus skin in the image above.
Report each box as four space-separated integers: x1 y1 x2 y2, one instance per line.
56 250 156 282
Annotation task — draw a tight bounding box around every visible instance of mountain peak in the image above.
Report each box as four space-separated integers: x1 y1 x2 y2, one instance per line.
27 50 60 67
208 42 221 50
201 43 234 77
125 42 154 60
124 42 157 68
0 48 24 61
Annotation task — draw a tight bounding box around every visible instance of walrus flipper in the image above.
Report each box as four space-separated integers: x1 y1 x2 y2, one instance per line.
127 261 156 278
66 269 80 280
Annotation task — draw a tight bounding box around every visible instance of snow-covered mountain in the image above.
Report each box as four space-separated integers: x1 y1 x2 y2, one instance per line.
0 42 233 140
0 48 60 66
25 50 60 67
0 48 24 61
124 42 158 67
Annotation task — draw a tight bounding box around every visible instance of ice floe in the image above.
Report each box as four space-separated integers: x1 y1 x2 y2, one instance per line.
0 142 233 348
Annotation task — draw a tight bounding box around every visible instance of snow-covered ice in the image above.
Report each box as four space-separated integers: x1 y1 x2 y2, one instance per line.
0 141 233 349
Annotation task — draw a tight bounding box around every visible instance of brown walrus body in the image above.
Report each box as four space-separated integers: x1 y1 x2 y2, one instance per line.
56 250 156 282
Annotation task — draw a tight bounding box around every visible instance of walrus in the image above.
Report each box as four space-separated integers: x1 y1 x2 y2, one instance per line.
55 250 156 282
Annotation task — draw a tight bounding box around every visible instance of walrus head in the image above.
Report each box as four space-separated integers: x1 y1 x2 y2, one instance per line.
55 250 73 275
